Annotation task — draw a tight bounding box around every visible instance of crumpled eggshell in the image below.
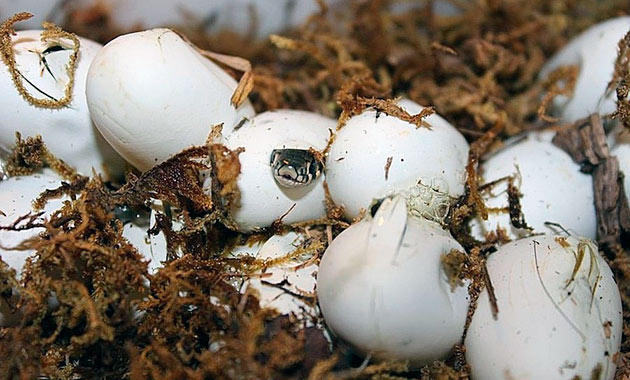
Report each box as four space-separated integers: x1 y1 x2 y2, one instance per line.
0 170 67 276
0 30 125 179
317 196 470 366
326 99 469 222
86 28 255 172
466 235 622 380
539 16 630 123
231 232 318 320
224 110 334 232
471 132 596 240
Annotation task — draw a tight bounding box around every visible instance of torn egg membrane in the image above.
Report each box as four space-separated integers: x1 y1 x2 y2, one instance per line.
539 16 630 123
466 235 622 380
326 99 469 224
317 196 470 367
0 30 126 180
224 110 334 232
227 231 319 323
470 132 596 241
85 28 255 173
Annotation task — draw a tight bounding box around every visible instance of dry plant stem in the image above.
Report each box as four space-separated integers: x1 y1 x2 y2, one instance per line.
552 114 630 252
613 30 630 130
0 12 80 108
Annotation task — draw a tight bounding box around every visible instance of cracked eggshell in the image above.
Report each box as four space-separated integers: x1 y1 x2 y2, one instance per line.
471 132 596 240
224 110 334 232
466 235 622 380
317 196 470 366
326 99 468 222
0 30 125 179
539 16 630 123
86 28 255 172
230 232 318 320
0 170 67 277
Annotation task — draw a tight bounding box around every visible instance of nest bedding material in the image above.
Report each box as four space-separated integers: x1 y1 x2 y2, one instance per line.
1 0 630 379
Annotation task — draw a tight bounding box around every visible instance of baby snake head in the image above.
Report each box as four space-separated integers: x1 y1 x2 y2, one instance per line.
270 148 324 188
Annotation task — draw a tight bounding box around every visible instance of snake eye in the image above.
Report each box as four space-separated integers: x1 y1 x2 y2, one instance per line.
270 148 323 188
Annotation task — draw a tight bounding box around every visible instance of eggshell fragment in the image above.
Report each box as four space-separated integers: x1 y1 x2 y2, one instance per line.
224 110 334 232
86 28 255 172
317 196 470 366
230 232 318 320
471 132 596 240
466 235 622 380
539 16 630 123
0 30 125 179
326 99 469 222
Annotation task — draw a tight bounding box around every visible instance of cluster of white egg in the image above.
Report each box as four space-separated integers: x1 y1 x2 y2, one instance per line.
0 8 627 379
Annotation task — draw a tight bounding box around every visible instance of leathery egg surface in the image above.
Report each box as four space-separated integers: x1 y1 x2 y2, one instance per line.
466 235 622 380
86 28 255 172
539 16 630 123
326 99 469 222
0 30 124 179
224 110 334 232
317 196 470 366
471 132 596 240
230 232 318 320
0 170 67 277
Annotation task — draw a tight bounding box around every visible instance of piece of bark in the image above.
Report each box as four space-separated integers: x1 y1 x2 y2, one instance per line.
552 113 630 252
552 114 609 173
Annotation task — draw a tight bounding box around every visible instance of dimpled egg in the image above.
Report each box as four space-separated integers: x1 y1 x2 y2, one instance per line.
317 196 470 366
466 235 622 380
539 16 630 123
326 99 469 222
471 132 596 240
224 110 334 232
86 28 255 172
0 30 125 179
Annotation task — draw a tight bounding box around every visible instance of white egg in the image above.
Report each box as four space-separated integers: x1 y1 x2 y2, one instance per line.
86 28 255 172
224 110 334 232
231 232 318 320
326 99 469 222
317 196 470 366
0 30 125 179
539 16 630 123
466 235 622 380
471 132 596 240
0 170 66 276
101 0 325 38
121 219 166 275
